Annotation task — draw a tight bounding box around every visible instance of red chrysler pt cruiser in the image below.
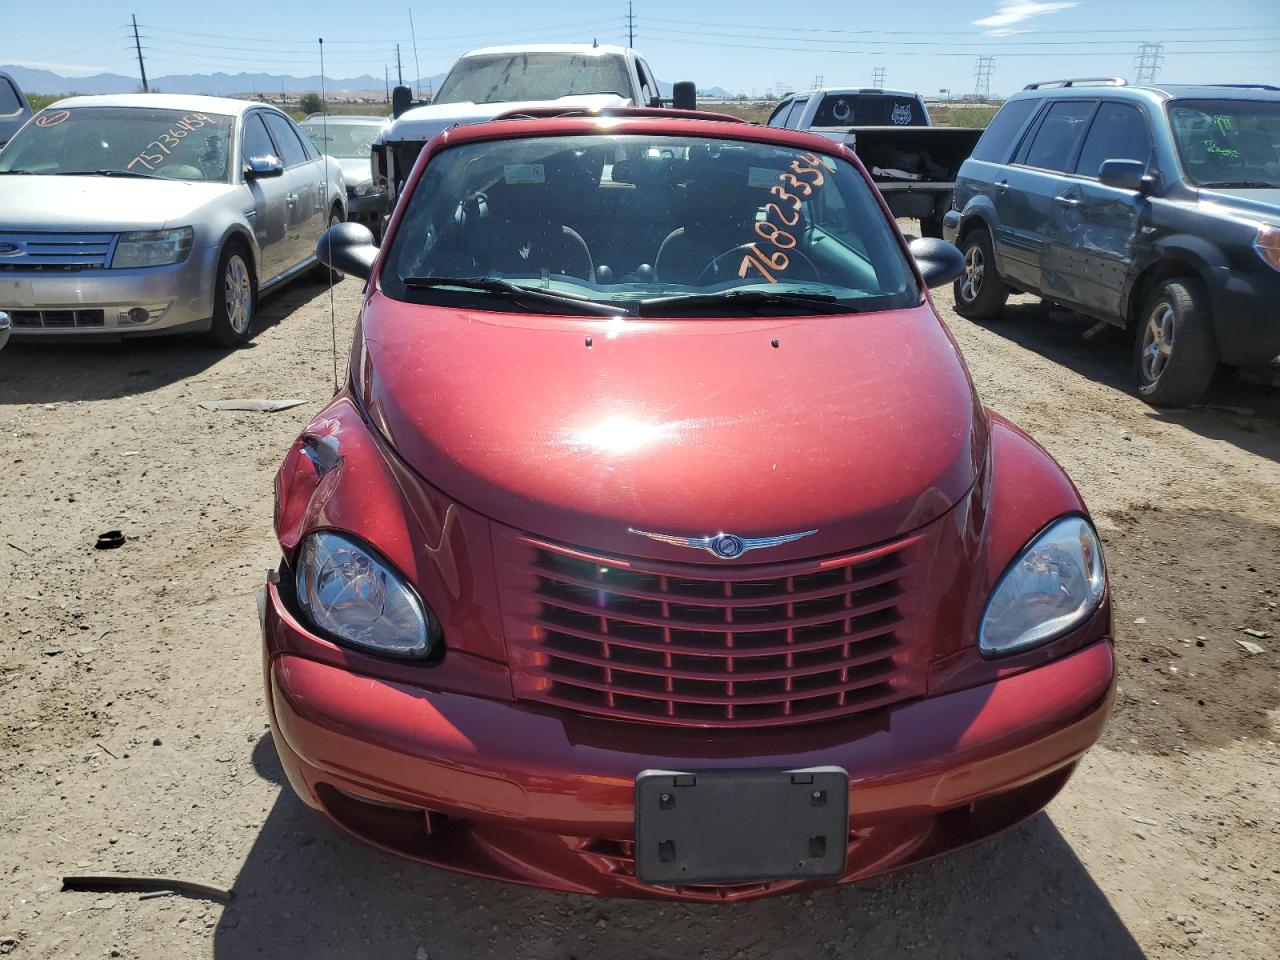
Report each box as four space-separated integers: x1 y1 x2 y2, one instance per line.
262 110 1114 901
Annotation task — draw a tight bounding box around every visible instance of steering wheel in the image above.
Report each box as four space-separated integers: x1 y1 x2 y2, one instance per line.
696 243 820 286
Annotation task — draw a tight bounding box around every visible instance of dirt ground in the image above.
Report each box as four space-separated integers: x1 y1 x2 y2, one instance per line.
1 262 1277 959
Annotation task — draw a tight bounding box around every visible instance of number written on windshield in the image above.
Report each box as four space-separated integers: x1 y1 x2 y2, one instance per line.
126 113 214 173
739 153 828 283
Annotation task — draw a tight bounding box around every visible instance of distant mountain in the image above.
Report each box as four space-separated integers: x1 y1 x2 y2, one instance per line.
3 64 735 101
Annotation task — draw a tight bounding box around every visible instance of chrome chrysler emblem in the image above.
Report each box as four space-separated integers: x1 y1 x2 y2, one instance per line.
628 528 818 560
0 242 22 257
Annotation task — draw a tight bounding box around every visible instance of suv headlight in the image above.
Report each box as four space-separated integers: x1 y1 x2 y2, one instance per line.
979 516 1106 657
349 178 382 198
111 227 194 268
1254 225 1280 272
294 530 439 658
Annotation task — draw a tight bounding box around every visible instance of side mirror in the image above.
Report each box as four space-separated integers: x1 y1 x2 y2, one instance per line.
1099 158 1153 193
648 95 662 108
244 155 284 180
392 84 413 119
909 237 965 289
672 80 697 111
317 221 378 281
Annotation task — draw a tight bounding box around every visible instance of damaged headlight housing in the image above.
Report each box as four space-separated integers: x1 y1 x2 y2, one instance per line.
294 530 437 658
979 516 1106 657
349 178 383 197
111 227 194 268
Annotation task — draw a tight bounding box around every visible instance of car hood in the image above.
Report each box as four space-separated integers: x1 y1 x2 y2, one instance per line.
355 293 987 562
1198 186 1280 224
381 94 631 144
0 175 231 231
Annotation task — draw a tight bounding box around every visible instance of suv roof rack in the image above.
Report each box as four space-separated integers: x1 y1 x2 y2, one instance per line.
1210 83 1280 91
1023 77 1127 90
489 105 747 124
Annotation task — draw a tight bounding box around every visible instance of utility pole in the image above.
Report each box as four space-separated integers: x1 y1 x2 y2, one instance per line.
871 65 886 89
131 14 149 92
973 56 995 99
396 44 403 86
409 9 423 98
625 2 636 47
384 65 390 104
1134 41 1165 85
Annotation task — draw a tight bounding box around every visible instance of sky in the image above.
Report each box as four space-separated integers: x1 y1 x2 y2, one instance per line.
2 0 1277 96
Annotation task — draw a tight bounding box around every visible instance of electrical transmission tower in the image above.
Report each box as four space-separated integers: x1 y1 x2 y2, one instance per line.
625 2 636 47
812 74 824 90
871 66 886 89
1134 42 1165 85
973 56 995 99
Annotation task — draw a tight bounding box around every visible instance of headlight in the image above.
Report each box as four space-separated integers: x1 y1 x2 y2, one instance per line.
979 516 1106 657
294 530 438 658
111 227 194 268
349 178 382 198
1254 225 1280 272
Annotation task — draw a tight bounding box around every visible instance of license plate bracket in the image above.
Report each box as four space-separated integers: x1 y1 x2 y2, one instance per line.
634 767 849 886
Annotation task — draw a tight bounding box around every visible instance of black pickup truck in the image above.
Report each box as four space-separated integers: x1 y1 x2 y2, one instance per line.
766 88 983 237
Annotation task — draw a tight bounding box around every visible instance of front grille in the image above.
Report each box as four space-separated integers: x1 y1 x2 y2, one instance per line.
11 308 105 328
495 527 927 728
0 231 116 271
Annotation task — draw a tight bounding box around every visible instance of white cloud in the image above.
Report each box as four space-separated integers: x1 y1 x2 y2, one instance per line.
3 60 113 77
973 1 1079 32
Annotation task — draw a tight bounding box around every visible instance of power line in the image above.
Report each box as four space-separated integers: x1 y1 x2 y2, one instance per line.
139 16 617 47
1134 41 1166 85
409 8 422 97
654 16 1274 37
645 34 1280 58
974 55 995 97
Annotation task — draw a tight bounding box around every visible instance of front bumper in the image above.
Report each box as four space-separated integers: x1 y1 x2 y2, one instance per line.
0 244 219 337
1208 263 1280 367
942 209 963 244
263 581 1115 901
345 191 388 235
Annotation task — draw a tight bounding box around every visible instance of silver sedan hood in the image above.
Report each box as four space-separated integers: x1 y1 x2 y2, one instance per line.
0 176 232 231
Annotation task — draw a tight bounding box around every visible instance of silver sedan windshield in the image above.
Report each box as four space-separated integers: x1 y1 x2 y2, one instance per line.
0 107 233 183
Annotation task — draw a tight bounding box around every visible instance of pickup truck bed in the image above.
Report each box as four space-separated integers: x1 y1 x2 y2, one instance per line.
811 126 984 235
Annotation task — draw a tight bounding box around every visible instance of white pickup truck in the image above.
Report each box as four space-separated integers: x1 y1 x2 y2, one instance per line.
768 88 983 237
372 44 691 202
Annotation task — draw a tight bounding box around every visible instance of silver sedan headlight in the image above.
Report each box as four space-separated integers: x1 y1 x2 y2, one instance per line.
294 530 438 658
979 516 1106 657
111 227 194 268
349 178 383 198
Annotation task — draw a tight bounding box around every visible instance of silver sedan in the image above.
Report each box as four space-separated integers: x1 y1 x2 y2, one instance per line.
0 94 346 346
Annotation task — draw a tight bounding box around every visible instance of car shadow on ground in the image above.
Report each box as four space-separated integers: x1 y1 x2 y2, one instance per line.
978 298 1280 461
0 280 333 405
212 733 1145 960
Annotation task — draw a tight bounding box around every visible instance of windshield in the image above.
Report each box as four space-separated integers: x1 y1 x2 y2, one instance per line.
433 53 632 105
298 121 378 159
0 106 232 182
381 133 918 315
1167 99 1280 188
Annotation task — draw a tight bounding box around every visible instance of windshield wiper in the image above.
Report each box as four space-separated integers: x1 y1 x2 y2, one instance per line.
637 290 856 316
0 169 39 175
402 276 628 316
62 169 160 180
1201 180 1277 189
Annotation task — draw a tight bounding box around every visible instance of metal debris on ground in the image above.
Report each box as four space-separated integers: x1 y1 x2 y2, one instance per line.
198 399 307 413
62 875 234 904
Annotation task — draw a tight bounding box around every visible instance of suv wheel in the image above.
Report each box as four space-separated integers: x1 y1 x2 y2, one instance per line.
1134 277 1218 407
204 243 256 348
953 229 1009 320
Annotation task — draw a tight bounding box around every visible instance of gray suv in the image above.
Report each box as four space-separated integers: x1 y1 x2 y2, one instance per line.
944 79 1280 406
